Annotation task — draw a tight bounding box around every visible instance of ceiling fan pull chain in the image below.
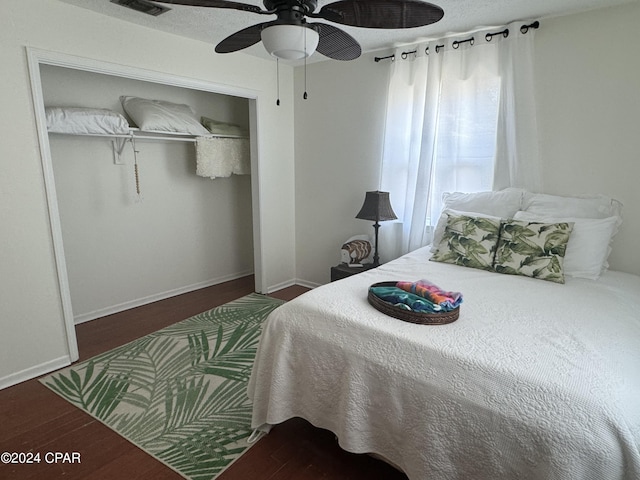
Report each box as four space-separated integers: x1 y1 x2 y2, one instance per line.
276 58 280 106
303 69 308 99
303 27 308 100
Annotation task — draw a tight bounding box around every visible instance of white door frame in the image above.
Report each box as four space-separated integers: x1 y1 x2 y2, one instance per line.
26 47 265 362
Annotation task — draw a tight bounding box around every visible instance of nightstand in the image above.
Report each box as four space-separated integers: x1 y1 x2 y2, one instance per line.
330 263 377 282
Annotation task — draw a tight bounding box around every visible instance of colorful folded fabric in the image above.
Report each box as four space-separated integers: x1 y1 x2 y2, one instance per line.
395 280 463 311
369 286 444 313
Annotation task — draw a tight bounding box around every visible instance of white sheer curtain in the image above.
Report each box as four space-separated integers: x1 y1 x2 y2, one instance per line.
380 22 541 255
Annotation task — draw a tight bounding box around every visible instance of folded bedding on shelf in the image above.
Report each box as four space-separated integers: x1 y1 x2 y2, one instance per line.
201 116 248 137
45 107 130 135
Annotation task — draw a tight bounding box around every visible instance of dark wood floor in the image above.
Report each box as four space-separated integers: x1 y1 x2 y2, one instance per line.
0 276 408 480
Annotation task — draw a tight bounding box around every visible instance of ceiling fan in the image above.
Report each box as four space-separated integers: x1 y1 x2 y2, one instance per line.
152 0 444 61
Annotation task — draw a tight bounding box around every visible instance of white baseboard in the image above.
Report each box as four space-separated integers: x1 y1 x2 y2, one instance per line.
0 355 71 391
74 270 254 324
295 278 322 289
0 275 320 392
266 278 297 294
266 278 322 293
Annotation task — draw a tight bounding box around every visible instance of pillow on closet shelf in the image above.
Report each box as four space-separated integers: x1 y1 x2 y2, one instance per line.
522 191 623 219
45 107 130 135
200 117 248 137
120 96 210 136
494 219 574 284
513 211 621 280
430 213 502 271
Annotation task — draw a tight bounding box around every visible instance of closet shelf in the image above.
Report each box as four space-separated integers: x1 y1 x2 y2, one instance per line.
49 128 246 143
48 128 248 165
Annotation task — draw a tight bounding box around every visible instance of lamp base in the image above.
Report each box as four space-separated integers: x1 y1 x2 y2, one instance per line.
372 222 381 266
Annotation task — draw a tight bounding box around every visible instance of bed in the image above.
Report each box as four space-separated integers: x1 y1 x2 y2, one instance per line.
247 191 640 480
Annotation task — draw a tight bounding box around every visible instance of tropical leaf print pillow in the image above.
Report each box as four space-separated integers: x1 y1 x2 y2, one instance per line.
430 214 502 271
494 220 574 283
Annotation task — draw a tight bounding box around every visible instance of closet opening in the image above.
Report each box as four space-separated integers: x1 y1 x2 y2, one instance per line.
27 49 264 363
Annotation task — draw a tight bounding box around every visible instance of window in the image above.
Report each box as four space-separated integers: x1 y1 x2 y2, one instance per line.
381 26 539 255
427 68 501 224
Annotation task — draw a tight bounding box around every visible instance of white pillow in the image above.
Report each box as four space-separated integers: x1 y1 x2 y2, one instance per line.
513 211 621 279
441 188 525 219
46 107 130 135
431 209 502 253
522 192 622 219
120 96 210 136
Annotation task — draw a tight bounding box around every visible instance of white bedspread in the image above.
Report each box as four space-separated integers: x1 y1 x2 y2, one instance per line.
248 247 640 480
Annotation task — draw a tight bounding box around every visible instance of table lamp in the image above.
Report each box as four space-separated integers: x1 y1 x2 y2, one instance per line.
355 191 397 266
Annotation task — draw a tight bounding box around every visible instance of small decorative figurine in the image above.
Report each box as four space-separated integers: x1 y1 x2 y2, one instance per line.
340 235 373 265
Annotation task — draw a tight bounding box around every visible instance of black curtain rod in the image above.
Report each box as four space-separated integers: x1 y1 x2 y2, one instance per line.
374 20 539 63
485 28 509 42
401 49 417 59
452 37 474 49
520 21 540 34
374 54 395 62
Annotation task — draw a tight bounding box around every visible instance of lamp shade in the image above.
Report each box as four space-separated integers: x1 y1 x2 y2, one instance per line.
261 24 319 60
355 191 397 222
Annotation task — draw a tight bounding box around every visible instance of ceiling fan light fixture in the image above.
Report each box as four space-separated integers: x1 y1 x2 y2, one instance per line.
261 24 319 60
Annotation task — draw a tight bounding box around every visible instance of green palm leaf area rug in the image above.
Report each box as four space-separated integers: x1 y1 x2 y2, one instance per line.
40 293 284 480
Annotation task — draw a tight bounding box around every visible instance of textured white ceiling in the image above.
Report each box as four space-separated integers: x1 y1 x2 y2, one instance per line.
57 0 633 63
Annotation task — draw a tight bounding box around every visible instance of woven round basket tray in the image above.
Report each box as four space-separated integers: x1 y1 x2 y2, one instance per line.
368 281 459 325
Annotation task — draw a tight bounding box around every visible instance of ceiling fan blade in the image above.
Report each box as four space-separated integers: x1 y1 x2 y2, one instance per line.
312 0 444 29
312 23 361 61
152 0 267 15
215 22 267 53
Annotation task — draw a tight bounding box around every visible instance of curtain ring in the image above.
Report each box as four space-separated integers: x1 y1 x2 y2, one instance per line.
486 29 508 42
400 49 416 60
520 21 540 34
452 38 473 49
425 46 429 55
452 37 473 50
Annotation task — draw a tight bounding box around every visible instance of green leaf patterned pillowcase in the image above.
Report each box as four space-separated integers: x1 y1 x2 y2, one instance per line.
494 220 574 283
430 214 502 271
